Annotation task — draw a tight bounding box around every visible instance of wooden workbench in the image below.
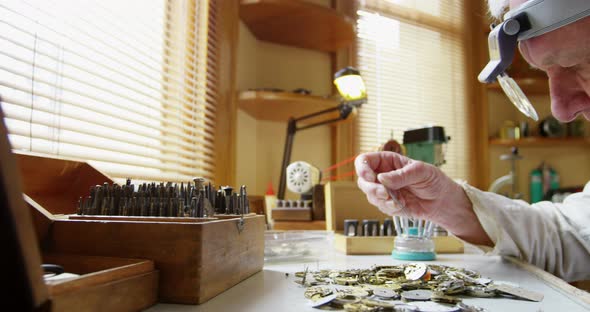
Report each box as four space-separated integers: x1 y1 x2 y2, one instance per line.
147 249 590 311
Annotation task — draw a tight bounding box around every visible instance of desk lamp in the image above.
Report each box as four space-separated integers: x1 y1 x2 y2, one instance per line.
277 67 367 200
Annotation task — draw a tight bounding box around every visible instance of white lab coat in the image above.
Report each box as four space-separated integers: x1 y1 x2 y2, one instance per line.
459 181 590 282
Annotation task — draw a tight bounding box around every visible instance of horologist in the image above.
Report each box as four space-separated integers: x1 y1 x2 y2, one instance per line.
355 0 590 282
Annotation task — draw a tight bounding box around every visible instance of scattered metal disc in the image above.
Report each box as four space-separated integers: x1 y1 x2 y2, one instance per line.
333 294 360 306
401 289 433 301
430 293 461 304
361 298 397 308
489 283 544 302
412 301 461 312
475 278 492 285
395 303 420 311
457 302 489 312
336 276 358 286
405 263 427 281
309 293 337 308
465 286 497 298
373 287 398 299
333 286 370 299
304 286 333 299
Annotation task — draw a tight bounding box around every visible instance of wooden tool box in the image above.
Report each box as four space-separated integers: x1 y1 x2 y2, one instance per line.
14 152 266 305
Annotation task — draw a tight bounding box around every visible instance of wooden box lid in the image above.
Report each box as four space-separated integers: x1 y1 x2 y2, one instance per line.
15 152 113 216
1 108 158 310
0 108 48 310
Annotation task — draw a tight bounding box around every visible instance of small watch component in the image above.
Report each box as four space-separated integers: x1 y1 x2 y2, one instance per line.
373 287 398 299
401 289 433 301
411 301 461 312
404 263 427 281
488 283 544 302
296 263 542 311
309 293 337 308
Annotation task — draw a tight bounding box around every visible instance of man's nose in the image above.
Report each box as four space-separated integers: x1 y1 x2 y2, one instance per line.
547 67 588 122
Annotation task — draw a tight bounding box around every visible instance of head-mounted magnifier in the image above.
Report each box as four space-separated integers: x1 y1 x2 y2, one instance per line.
478 0 590 121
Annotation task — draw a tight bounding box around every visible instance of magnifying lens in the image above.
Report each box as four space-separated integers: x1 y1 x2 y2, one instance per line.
497 72 538 121
478 0 590 120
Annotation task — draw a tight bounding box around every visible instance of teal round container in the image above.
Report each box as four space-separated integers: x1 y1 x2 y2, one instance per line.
391 227 436 261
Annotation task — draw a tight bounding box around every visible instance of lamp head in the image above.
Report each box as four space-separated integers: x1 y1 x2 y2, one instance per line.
334 67 367 107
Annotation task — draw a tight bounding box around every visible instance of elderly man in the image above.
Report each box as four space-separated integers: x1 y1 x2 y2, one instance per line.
355 0 590 282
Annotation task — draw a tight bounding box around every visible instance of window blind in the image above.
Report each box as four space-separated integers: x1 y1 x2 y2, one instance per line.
356 0 470 180
0 0 218 183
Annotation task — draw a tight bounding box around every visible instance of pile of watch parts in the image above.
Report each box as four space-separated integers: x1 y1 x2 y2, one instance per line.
295 263 543 312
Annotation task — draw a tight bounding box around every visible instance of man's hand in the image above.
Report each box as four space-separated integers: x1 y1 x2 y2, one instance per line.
354 151 493 246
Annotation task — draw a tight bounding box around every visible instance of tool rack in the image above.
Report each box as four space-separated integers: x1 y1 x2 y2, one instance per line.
14 151 265 306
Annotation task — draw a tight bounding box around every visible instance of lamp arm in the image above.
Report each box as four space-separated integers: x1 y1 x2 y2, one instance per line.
297 117 346 131
293 104 342 122
277 102 353 200
278 118 297 200
295 102 353 131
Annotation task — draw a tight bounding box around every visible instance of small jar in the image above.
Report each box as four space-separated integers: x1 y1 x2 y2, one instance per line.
344 219 359 236
381 218 394 236
362 219 380 236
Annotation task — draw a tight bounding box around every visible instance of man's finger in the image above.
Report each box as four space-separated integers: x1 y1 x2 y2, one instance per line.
357 178 389 200
355 154 377 182
377 161 430 190
366 194 401 216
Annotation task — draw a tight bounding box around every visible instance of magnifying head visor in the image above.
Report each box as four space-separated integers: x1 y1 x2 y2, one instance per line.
478 0 590 120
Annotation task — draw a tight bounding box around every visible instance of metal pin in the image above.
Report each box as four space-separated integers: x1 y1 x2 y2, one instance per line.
198 189 206 217
190 196 197 217
393 216 402 236
425 221 435 238
417 219 423 238
223 186 233 214
423 220 430 237
193 177 205 191
168 198 174 217
120 197 128 216
242 185 250 214
149 198 157 216
100 197 109 215
381 218 394 236
159 198 166 217
402 216 409 235
139 197 147 216
386 189 413 221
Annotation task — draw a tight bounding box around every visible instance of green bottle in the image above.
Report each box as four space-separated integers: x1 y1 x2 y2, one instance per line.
530 166 543 203
549 167 560 192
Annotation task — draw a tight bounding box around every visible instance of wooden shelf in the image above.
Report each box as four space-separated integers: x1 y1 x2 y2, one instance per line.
239 0 355 52
487 77 549 94
489 137 590 147
238 90 340 122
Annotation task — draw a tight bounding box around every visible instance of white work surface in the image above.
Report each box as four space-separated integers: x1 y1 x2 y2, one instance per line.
148 247 590 312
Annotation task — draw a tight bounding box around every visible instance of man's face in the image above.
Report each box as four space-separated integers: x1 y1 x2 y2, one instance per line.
510 0 590 122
